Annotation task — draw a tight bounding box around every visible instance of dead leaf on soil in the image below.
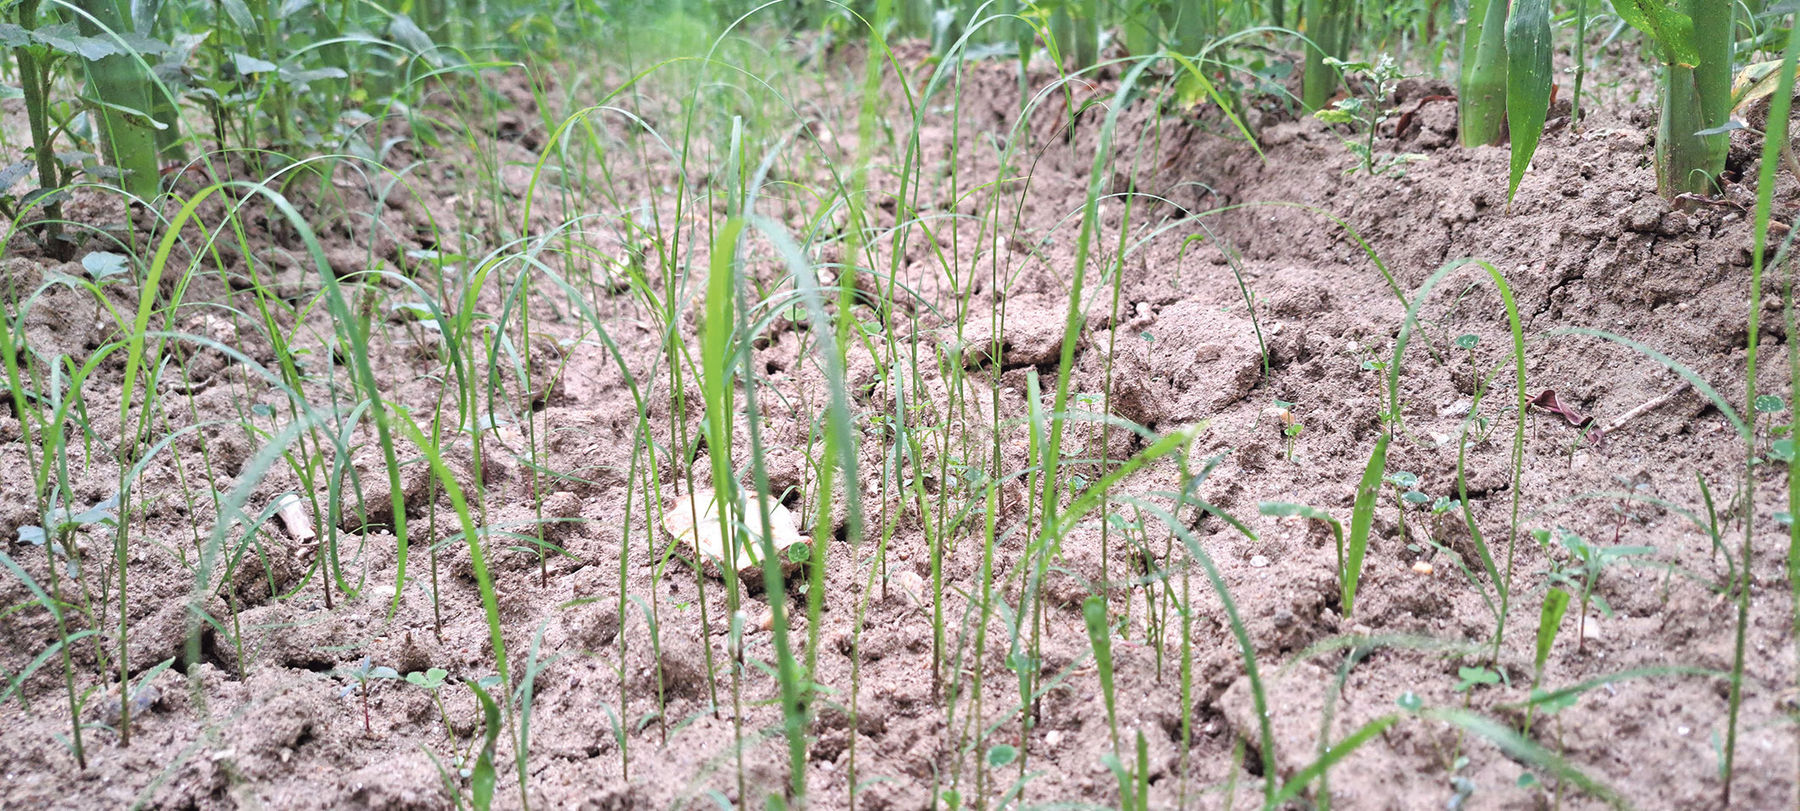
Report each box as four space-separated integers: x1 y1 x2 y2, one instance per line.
1528 389 1605 445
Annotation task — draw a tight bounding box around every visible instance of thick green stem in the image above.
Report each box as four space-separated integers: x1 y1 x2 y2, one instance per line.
1655 0 1731 196
73 0 159 200
13 0 68 253
1123 1 1157 56
1459 0 1508 147
1074 0 1099 69
1165 0 1215 56
1050 3 1073 65
1301 0 1349 109
1571 0 1588 128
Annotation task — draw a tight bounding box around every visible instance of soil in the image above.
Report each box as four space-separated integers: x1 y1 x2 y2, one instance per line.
3 36 1799 811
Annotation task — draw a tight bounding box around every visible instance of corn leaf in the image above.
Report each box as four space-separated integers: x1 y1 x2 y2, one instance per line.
1610 0 1699 67
1732 59 1800 116
1505 0 1553 201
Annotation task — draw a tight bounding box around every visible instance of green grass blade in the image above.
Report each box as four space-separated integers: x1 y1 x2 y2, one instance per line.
1534 587 1570 676
1421 707 1629 807
1342 434 1388 618
1263 714 1399 807
1550 326 1747 438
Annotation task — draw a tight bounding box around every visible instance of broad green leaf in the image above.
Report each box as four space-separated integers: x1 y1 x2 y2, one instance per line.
388 14 438 56
80 251 131 279
32 24 122 60
1506 0 1554 201
1732 59 1800 115
218 0 256 33
231 52 277 74
0 161 34 194
0 23 32 48
279 66 348 85
1610 0 1700 66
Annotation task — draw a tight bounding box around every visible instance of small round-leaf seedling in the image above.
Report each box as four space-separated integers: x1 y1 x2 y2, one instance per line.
986 744 1017 767
406 668 459 747
1453 666 1502 692
337 657 400 735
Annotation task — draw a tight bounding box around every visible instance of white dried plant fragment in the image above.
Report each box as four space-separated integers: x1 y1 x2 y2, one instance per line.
663 487 808 578
275 494 316 541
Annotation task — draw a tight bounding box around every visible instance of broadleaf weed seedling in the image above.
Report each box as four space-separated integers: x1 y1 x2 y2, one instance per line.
1754 394 1787 462
1312 54 1424 176
406 667 461 748
337 656 400 735
1384 470 1424 546
1534 527 1654 653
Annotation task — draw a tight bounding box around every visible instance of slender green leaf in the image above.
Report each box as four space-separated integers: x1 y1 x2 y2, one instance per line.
1423 707 1629 807
1344 434 1389 618
468 679 502 811
1264 714 1400 806
1535 588 1570 675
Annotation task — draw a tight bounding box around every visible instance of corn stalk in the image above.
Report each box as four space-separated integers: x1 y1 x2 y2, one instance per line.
72 0 160 200
1301 0 1351 109
1656 0 1731 195
1460 0 1509 146
9 0 67 253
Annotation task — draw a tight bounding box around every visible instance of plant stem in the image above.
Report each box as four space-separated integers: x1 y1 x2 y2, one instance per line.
1655 0 1732 195
1302 0 1350 109
12 0 67 256
71 0 161 200
1459 0 1508 146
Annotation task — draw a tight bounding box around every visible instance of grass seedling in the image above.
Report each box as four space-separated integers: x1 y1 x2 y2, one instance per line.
1273 399 1303 461
1258 501 1362 617
1529 587 1570 729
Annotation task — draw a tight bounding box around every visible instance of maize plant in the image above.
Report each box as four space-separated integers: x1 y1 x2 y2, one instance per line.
1460 0 1508 146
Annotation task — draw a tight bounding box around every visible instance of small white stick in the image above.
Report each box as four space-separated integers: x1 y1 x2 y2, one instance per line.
1601 382 1694 436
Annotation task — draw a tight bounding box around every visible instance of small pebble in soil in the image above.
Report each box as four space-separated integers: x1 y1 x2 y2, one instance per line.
1249 555 1270 568
1046 729 1064 748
